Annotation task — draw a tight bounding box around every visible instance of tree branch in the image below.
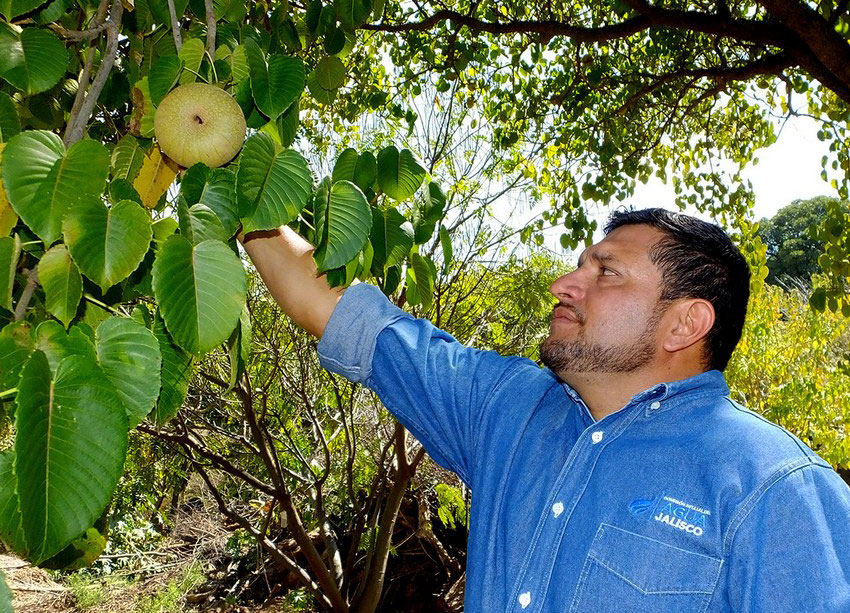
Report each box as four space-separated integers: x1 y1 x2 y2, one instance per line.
167 0 183 51
13 268 37 322
362 7 789 48
64 0 123 146
204 0 216 57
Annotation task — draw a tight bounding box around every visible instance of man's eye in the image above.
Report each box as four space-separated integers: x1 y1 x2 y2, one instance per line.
601 267 617 276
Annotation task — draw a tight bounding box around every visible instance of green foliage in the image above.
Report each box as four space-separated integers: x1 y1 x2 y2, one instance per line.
434 484 468 530
726 284 850 469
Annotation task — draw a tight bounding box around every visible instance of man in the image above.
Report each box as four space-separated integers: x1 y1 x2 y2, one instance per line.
241 208 850 611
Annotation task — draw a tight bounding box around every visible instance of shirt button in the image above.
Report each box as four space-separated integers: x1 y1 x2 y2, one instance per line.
591 431 604 444
650 401 661 410
518 591 532 609
552 501 564 518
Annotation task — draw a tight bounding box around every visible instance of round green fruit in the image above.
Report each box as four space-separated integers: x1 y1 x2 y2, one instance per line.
154 82 247 168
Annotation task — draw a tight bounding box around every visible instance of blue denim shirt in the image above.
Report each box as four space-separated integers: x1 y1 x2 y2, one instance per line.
317 284 850 612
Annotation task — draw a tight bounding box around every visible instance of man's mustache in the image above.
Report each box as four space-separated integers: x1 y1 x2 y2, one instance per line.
551 303 585 325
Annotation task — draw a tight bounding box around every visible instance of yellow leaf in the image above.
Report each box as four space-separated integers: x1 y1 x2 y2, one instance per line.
133 146 178 209
0 144 17 236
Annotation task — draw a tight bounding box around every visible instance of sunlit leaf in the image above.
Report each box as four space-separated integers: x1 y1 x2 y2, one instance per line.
152 236 246 355
133 145 178 208
244 38 305 120
313 179 371 272
377 145 426 201
237 133 313 233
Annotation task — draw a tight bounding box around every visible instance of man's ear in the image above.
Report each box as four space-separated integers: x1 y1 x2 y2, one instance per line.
662 299 715 353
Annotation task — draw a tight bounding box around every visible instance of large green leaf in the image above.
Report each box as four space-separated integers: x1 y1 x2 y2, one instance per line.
413 181 446 244
148 55 183 106
178 199 228 244
237 133 313 233
38 244 82 329
0 234 20 311
353 151 377 191
307 57 345 104
2 130 64 240
63 199 153 292
0 92 20 142
32 139 110 245
111 134 146 182
370 206 413 272
0 0 43 19
1 135 110 245
15 351 128 564
334 0 371 28
244 38 305 119
314 179 371 272
332 148 358 183
0 25 69 94
0 450 25 558
276 98 300 147
377 146 426 201
96 317 161 428
151 312 192 425
0 321 32 393
152 236 246 355
213 0 247 22
181 164 239 237
33 320 97 375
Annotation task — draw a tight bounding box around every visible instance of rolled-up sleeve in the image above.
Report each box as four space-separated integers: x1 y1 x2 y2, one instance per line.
318 283 526 484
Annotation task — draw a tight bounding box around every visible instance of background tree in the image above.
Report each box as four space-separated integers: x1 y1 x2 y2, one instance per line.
758 196 849 285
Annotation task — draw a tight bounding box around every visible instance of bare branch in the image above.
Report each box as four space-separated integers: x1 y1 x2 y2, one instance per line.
64 0 123 146
167 0 183 51
13 268 38 322
204 0 216 56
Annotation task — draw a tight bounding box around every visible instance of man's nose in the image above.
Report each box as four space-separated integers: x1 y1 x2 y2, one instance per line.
549 270 585 302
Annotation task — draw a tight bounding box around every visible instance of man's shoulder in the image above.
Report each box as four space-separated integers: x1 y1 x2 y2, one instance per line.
693 396 837 497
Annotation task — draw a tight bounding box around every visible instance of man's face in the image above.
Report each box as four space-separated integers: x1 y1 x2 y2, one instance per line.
541 224 668 376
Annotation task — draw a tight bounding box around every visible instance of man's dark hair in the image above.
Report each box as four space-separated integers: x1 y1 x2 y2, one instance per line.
604 208 750 371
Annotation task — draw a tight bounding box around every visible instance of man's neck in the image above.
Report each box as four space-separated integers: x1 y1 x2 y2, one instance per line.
564 364 706 421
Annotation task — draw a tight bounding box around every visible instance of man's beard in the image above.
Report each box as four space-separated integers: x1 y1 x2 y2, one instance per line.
540 307 662 375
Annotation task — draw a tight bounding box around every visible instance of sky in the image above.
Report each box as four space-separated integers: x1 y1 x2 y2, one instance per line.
621 114 836 222
525 113 840 252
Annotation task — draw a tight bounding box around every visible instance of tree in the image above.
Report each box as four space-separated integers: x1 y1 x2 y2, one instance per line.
758 196 848 285
2 0 850 608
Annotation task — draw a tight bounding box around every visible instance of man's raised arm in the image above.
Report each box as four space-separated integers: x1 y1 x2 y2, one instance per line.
239 226 345 338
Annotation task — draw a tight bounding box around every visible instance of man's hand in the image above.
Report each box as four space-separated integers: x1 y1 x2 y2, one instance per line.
239 226 346 338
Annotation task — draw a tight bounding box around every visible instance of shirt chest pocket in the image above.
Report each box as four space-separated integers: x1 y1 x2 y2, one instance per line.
568 523 722 613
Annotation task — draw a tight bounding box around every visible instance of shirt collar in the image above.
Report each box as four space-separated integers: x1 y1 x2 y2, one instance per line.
557 369 729 422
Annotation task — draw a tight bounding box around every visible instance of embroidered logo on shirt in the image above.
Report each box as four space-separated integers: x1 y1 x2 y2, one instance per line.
628 494 710 537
